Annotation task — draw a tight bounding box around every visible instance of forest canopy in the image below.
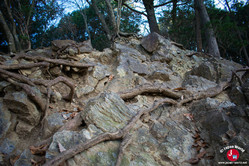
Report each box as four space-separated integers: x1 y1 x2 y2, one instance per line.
0 0 248 65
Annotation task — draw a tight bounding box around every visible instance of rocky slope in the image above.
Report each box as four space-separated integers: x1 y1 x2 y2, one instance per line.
0 33 248 166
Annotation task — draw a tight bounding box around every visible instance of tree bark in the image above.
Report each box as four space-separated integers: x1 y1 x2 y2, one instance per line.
86 0 113 40
194 0 202 52
172 0 177 27
142 0 160 34
104 0 117 32
4 0 22 52
0 10 16 53
224 0 249 65
195 0 220 57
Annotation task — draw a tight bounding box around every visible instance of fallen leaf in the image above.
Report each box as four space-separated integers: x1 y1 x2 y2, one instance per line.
186 157 199 164
197 150 207 159
192 133 200 139
108 74 114 81
183 113 194 121
70 112 78 119
10 155 20 165
62 114 68 120
173 87 186 91
58 142 66 153
30 144 48 155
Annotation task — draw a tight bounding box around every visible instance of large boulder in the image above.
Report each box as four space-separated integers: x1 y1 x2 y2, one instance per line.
81 92 136 132
141 32 160 53
0 100 11 139
51 40 76 51
3 91 41 126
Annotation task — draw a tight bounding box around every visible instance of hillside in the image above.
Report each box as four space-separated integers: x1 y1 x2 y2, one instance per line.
0 33 248 166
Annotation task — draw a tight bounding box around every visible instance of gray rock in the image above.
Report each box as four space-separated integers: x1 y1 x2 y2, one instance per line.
75 85 95 98
51 40 76 51
86 76 98 88
182 75 217 92
148 70 170 81
151 49 173 63
0 81 10 92
79 40 93 53
141 32 160 53
68 47 78 56
46 130 88 159
14 149 32 166
150 121 169 139
117 55 149 75
0 100 11 139
242 80 249 103
71 141 120 166
49 66 62 76
190 98 249 164
81 92 136 132
16 121 34 136
3 91 41 126
43 112 65 138
115 43 147 62
93 65 111 80
127 57 149 75
0 139 16 154
188 62 217 81
228 86 247 105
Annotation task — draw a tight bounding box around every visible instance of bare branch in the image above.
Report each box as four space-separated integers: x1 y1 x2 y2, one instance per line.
123 3 147 16
153 0 173 8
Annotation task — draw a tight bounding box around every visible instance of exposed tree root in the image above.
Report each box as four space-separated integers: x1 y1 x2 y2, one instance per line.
5 78 46 111
229 67 249 86
0 68 36 86
115 134 132 166
0 62 49 70
178 82 230 106
43 81 230 166
119 84 181 100
43 98 176 166
14 54 95 68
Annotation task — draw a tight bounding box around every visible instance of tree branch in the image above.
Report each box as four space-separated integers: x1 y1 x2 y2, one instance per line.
153 0 173 8
123 3 147 16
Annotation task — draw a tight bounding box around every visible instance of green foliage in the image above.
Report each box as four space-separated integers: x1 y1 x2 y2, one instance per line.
159 0 249 65
42 3 141 50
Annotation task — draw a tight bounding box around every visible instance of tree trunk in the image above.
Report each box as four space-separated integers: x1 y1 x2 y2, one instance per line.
195 0 220 57
0 10 16 53
4 0 21 51
172 0 177 27
194 0 202 52
86 0 112 40
104 0 117 32
142 0 160 34
224 0 249 65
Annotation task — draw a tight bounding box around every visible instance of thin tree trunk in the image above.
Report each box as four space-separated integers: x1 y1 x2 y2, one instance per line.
86 0 112 40
195 0 220 57
116 0 122 35
142 0 160 34
172 0 177 27
81 9 91 41
4 0 21 51
224 0 249 65
194 0 202 52
0 10 16 53
104 0 117 32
